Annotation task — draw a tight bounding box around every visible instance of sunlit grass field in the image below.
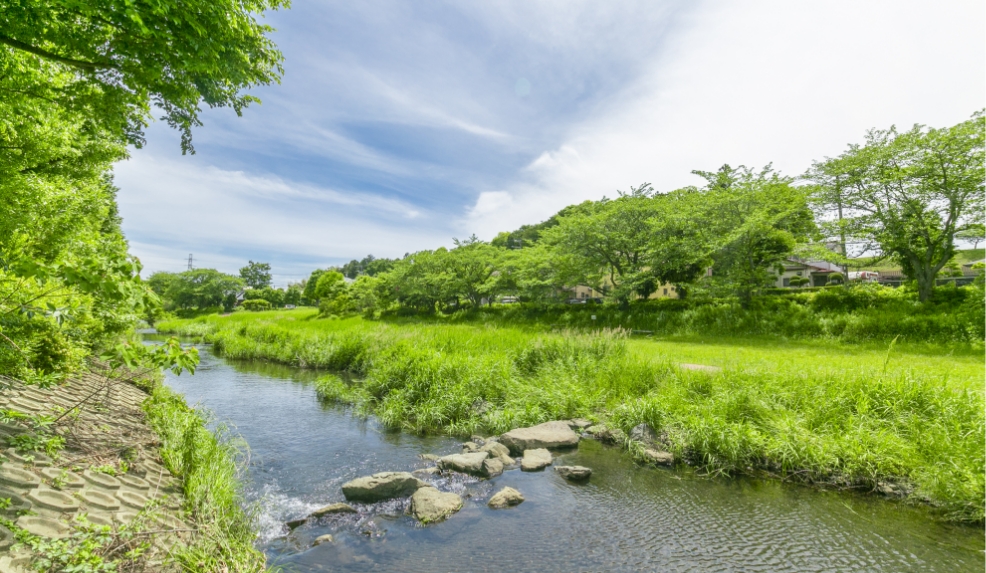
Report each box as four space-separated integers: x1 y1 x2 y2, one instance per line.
158 308 985 522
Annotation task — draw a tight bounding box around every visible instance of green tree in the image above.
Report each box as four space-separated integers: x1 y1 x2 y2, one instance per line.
239 261 272 289
302 269 325 305
542 184 660 303
0 0 287 152
696 165 815 305
158 269 243 310
809 112 985 301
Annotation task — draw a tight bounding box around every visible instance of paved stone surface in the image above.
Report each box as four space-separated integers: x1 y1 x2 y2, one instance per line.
0 371 191 572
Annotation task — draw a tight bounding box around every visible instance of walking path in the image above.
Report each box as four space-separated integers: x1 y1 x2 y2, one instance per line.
0 370 191 572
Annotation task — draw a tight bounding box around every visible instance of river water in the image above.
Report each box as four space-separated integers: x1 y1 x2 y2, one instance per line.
158 340 984 572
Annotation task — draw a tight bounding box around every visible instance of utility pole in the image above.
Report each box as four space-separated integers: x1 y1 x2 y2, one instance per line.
187 254 194 271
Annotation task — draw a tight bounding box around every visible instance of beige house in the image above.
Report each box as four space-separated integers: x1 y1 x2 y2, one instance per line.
773 259 842 288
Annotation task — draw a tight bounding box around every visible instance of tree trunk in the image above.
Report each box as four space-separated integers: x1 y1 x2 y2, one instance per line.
915 268 935 303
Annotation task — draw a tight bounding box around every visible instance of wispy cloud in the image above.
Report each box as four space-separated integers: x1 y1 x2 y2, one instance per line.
116 0 983 281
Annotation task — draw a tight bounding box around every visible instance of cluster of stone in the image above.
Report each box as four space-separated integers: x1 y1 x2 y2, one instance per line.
0 373 191 572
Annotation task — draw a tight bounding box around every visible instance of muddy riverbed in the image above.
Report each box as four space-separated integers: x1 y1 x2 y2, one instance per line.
157 339 984 572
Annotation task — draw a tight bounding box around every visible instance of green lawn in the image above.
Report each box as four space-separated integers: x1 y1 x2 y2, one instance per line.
157 309 985 523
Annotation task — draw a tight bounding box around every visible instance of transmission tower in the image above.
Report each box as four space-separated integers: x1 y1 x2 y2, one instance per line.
187 254 194 271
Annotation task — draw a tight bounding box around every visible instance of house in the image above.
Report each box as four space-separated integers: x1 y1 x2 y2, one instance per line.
774 259 842 287
646 283 680 299
566 285 604 302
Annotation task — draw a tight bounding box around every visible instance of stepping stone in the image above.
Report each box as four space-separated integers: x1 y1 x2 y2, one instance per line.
27 487 81 513
555 465 592 481
40 468 85 489
83 512 114 527
118 475 151 492
16 515 70 539
488 487 525 509
0 525 13 550
78 489 121 511
0 489 31 517
499 421 580 454
5 448 52 467
309 502 357 518
116 490 149 510
313 534 334 546
0 464 41 490
520 449 552 471
409 487 462 524
114 511 138 525
82 470 121 491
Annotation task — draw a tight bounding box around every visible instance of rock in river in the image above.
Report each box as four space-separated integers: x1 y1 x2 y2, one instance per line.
341 472 424 502
410 487 463 524
488 486 525 509
310 502 357 518
629 423 658 446
482 457 504 478
498 421 580 454
479 441 514 465
555 465 592 481
520 448 552 471
436 452 489 475
642 448 674 465
313 534 334 546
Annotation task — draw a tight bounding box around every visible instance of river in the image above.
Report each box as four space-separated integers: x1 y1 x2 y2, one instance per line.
156 338 984 572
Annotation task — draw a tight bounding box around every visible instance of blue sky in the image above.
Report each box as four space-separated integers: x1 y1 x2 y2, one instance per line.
115 0 985 286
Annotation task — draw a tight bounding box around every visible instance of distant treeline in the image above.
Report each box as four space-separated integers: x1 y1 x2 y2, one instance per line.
148 113 984 323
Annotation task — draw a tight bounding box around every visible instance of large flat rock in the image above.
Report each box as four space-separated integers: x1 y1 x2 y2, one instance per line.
520 448 553 471
410 487 462 524
436 452 488 475
341 472 423 502
499 421 580 454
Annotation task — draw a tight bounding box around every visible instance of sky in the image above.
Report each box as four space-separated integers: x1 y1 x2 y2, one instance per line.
115 0 986 286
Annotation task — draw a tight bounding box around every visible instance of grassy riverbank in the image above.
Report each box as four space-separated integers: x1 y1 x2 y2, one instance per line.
158 309 984 523
143 383 266 572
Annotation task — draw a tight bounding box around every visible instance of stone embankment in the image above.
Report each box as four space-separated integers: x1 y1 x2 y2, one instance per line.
0 373 191 573
283 418 676 540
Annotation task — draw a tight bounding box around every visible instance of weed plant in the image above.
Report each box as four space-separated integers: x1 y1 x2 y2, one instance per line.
158 309 985 523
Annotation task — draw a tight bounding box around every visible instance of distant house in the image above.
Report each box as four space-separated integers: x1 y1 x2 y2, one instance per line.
566 285 604 302
645 283 680 300
774 259 842 287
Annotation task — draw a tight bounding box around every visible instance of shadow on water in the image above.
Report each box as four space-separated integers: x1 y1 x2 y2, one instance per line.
155 338 985 573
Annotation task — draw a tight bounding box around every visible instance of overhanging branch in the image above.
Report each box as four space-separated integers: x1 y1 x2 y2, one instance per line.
0 35 110 72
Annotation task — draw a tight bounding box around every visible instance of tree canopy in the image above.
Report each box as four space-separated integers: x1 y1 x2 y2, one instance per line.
809 112 984 301
0 0 288 152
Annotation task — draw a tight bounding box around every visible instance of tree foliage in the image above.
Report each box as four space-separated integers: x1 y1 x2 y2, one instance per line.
0 0 288 152
809 112 985 301
239 260 272 289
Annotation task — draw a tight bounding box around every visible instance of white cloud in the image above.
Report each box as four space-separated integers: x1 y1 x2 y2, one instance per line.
461 0 986 238
115 154 450 284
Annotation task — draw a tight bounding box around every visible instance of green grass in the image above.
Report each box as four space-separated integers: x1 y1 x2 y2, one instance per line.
158 309 985 523
143 384 266 572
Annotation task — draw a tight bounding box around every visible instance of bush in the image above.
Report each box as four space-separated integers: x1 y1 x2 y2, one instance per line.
241 299 272 312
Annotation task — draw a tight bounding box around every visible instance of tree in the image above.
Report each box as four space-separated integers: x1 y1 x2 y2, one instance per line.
542 184 660 303
239 261 272 289
696 165 815 305
154 269 243 310
314 271 346 302
302 269 326 305
0 0 287 152
809 112 985 301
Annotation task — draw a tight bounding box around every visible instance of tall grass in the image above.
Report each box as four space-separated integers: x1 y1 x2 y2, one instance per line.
158 312 985 523
143 385 266 572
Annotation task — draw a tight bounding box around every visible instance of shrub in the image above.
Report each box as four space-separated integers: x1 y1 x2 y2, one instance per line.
241 299 271 312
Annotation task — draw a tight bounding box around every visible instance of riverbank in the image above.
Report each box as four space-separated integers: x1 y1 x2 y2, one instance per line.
158 310 985 524
0 366 264 572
